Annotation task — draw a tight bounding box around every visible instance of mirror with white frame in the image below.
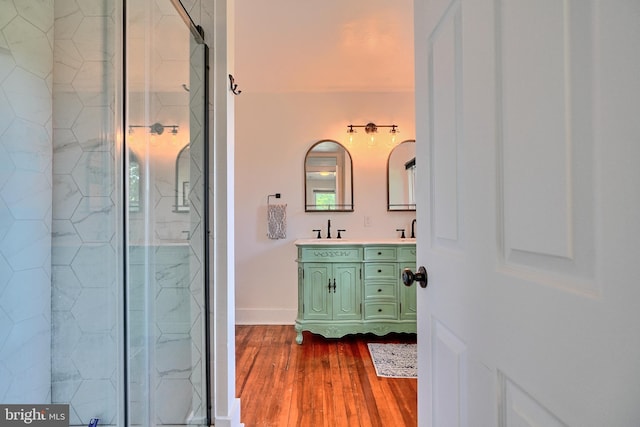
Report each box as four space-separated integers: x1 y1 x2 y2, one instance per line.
304 140 354 212
387 139 416 211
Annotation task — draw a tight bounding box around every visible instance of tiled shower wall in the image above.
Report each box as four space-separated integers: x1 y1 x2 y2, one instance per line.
51 0 118 424
0 0 54 404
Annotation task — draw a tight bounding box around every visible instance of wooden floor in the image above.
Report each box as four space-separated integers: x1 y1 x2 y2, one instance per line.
235 325 417 427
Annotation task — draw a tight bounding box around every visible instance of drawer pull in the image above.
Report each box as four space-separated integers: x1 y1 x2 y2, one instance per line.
377 269 382 273
377 308 382 312
377 251 382 255
377 288 382 292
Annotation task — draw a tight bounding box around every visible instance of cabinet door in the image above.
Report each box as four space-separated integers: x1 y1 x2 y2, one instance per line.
332 263 361 321
399 263 417 320
302 264 331 320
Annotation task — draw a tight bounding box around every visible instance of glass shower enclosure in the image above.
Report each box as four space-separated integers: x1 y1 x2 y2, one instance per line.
125 0 209 426
4 0 209 424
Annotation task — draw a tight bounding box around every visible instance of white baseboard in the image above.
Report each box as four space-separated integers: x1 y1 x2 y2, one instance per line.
214 397 243 427
235 308 296 325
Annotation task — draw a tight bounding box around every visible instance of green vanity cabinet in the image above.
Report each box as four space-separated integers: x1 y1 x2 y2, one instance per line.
302 263 361 322
295 241 416 344
398 246 417 320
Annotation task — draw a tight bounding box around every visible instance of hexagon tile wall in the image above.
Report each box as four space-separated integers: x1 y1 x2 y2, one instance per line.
0 0 54 405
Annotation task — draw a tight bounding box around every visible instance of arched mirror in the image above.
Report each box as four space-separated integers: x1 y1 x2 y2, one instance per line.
387 139 416 211
305 140 354 212
175 144 190 212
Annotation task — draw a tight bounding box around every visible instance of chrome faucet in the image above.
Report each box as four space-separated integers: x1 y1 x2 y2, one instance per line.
411 218 417 238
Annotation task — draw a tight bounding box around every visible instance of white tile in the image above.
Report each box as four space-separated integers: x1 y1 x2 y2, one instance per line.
73 16 114 61
0 44 16 85
15 0 53 33
51 311 81 358
54 0 79 20
52 173 81 219
0 144 16 192
0 269 50 322
71 333 115 378
3 16 52 79
0 315 50 376
0 1 18 29
51 357 82 401
71 196 114 242
155 334 193 379
53 90 82 128
0 220 50 270
71 151 114 198
0 196 14 243
70 105 112 151
2 67 51 125
53 136 82 174
0 87 14 136
71 60 107 94
155 288 191 334
2 118 51 172
71 379 116 425
71 244 115 287
77 0 114 17
51 265 82 310
71 288 114 333
155 378 194 424
1 170 51 220
53 8 82 40
0 361 10 401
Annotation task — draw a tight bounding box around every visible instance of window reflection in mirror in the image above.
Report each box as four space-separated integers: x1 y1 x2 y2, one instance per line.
305 140 353 212
129 152 140 211
387 139 416 211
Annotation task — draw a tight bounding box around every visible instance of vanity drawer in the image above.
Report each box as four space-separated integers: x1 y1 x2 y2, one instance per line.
364 302 398 320
299 246 362 262
364 263 396 279
364 247 397 261
397 246 417 262
364 283 396 299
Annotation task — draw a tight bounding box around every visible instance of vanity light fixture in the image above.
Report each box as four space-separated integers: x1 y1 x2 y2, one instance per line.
346 122 399 147
128 122 179 136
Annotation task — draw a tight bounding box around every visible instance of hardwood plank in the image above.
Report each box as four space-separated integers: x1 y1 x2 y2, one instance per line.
236 326 417 427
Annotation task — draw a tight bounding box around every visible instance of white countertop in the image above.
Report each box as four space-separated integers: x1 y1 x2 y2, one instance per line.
295 238 416 245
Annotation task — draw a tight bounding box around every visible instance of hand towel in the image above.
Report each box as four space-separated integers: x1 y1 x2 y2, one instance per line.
267 204 287 239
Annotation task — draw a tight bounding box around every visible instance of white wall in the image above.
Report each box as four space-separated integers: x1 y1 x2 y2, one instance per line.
235 91 416 324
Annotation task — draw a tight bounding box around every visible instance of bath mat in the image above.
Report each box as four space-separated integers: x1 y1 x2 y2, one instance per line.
367 343 417 378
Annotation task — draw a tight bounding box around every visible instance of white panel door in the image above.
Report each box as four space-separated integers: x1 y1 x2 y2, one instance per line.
414 1 640 426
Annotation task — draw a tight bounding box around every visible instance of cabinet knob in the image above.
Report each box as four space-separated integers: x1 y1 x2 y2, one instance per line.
377 251 382 255
377 288 382 292
377 308 382 312
402 266 428 288
377 269 382 273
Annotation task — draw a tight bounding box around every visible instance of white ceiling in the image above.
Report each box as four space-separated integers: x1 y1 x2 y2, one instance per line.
234 0 415 93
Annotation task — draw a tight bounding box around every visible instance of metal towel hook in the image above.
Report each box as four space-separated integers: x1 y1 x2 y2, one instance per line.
229 74 242 95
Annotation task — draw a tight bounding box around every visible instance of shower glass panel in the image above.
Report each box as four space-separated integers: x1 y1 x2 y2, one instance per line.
125 1 208 425
50 1 121 425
